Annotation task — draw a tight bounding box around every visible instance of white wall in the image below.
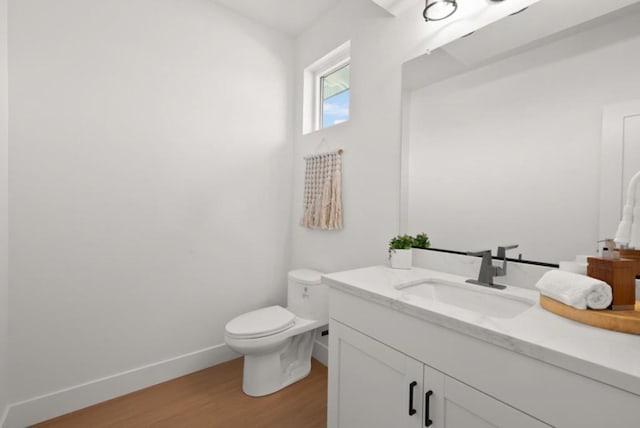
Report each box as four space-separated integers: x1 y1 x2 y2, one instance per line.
290 0 558 274
8 0 293 417
407 12 640 263
291 0 427 273
0 0 9 423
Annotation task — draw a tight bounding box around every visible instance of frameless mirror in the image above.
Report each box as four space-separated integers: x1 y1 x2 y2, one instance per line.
401 1 640 263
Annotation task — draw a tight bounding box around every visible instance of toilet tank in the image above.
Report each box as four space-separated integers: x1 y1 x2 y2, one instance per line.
287 269 328 324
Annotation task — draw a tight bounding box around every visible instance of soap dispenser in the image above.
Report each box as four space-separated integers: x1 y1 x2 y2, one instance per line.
599 239 620 260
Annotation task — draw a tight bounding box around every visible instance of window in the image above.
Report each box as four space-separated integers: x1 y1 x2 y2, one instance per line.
303 41 351 134
320 63 350 129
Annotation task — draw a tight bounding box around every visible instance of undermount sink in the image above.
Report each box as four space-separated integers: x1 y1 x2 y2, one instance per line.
395 278 535 319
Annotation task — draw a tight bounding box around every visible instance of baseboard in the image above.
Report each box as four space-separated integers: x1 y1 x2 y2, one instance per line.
3 343 239 428
312 339 328 367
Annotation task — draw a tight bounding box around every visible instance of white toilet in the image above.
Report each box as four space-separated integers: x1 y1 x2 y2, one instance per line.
224 269 328 397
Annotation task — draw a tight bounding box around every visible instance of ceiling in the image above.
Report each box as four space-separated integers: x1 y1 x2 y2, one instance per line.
211 0 342 36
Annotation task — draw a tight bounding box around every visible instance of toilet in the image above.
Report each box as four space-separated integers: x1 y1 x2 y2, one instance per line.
224 269 328 397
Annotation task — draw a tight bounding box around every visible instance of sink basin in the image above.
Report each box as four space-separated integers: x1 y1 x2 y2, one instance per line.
396 278 535 319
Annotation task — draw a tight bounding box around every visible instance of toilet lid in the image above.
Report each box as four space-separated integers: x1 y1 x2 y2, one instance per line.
225 305 296 339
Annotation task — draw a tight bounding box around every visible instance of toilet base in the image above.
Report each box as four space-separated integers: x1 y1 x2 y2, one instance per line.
242 330 315 397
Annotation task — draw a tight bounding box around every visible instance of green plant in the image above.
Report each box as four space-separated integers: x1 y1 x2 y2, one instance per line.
412 233 431 249
389 234 414 258
388 233 431 259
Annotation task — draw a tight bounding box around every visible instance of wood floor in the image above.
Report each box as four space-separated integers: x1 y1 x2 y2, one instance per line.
34 358 328 428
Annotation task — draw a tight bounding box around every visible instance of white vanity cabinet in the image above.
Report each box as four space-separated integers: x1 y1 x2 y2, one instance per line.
328 320 423 428
326 280 640 428
329 320 548 428
427 369 548 428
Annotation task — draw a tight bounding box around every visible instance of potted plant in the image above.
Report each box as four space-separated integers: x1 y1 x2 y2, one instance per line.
389 234 414 269
412 233 431 249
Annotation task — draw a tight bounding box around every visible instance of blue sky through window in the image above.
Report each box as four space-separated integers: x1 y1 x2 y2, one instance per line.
322 90 350 128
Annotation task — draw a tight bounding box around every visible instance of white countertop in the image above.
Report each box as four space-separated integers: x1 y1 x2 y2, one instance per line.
323 265 640 396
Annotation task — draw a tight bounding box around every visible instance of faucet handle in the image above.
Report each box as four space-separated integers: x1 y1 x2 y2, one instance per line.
497 244 519 259
467 249 492 257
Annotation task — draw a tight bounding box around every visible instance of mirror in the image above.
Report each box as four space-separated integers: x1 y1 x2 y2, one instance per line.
401 2 640 263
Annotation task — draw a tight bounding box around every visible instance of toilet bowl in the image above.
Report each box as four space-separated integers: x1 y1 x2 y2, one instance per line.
224 269 327 397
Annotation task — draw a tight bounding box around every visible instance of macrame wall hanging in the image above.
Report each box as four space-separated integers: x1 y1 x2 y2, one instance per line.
300 149 343 230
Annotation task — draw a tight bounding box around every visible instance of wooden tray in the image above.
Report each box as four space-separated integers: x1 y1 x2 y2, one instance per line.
540 295 640 334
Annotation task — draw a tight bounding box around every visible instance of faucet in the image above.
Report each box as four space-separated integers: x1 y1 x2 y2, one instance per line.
465 245 519 290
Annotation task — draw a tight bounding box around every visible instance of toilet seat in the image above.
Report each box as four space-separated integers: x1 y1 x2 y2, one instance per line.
225 305 295 339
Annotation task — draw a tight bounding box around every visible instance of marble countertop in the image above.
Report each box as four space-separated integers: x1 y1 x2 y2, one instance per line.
323 265 640 396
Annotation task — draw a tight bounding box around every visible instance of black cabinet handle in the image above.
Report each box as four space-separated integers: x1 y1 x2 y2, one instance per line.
408 381 417 416
425 390 433 427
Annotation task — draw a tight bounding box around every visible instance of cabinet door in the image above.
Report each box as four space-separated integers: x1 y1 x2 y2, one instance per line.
424 366 549 428
328 320 423 428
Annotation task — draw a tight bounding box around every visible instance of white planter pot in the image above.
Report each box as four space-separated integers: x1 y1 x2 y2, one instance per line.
390 248 412 269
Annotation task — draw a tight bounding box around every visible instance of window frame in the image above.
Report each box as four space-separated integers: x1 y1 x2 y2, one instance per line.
315 57 350 130
302 40 351 135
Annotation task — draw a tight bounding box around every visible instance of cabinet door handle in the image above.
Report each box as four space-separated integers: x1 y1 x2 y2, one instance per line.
425 390 433 427
408 381 418 416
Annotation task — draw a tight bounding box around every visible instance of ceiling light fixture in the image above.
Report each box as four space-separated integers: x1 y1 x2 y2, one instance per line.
423 0 458 22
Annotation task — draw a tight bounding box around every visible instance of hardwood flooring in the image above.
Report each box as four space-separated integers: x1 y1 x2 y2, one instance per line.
34 358 328 428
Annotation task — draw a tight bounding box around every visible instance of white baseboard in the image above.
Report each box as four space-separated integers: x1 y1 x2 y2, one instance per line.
312 339 328 367
3 343 239 428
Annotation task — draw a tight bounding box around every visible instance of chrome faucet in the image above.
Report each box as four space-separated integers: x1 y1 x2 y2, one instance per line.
465 245 519 290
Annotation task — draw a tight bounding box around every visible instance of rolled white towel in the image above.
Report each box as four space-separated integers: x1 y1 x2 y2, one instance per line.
536 270 612 310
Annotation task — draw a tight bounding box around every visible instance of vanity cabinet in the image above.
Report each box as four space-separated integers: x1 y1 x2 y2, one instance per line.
327 284 640 427
328 320 548 428
328 320 422 428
